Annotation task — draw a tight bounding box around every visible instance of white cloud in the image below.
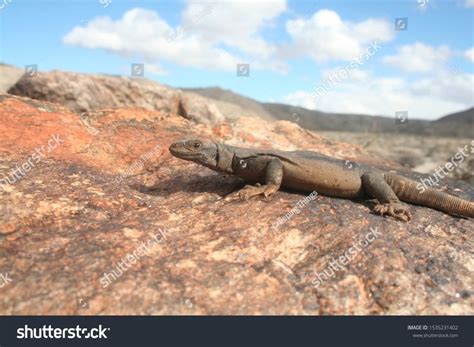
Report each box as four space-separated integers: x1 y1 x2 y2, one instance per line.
183 1 284 57
383 43 452 73
62 4 472 119
284 9 393 62
283 71 473 119
464 47 474 62
465 0 474 8
411 70 474 105
63 1 287 72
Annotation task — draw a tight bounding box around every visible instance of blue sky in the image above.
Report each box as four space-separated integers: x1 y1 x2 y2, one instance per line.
1 0 473 119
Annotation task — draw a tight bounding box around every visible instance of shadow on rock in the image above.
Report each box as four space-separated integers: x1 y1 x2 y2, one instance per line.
130 173 244 197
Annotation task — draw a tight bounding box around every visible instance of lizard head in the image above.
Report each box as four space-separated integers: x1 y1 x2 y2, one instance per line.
169 138 219 169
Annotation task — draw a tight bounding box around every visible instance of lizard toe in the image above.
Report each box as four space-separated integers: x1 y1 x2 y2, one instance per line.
224 187 255 202
392 206 411 222
238 190 251 201
389 203 411 222
237 185 278 201
373 204 389 216
238 186 261 201
374 202 411 222
263 186 278 198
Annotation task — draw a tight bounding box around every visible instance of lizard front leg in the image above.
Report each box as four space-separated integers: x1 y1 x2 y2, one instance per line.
235 158 283 201
361 171 412 222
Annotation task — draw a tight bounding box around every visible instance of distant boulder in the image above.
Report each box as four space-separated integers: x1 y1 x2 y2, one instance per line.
7 70 229 124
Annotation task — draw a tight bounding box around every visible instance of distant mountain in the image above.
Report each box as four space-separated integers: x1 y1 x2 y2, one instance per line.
436 107 473 123
430 107 473 138
264 103 473 137
182 86 275 121
185 86 473 138
263 102 424 134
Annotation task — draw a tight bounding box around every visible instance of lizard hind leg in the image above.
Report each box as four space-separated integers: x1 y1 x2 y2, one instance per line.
361 171 412 222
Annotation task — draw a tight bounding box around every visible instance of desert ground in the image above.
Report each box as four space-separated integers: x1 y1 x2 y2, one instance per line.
321 131 474 184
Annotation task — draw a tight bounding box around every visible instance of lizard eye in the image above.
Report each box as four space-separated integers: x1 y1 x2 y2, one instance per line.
239 159 247 168
191 141 201 149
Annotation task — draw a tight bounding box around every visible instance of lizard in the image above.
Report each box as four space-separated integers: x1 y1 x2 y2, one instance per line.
169 138 474 222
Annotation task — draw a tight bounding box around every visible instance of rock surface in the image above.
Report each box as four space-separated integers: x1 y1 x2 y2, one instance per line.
7 70 263 125
0 93 472 315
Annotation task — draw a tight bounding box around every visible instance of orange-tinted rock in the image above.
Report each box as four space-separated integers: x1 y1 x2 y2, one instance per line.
0 93 472 315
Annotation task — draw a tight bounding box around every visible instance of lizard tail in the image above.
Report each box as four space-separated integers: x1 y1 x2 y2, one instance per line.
384 173 474 218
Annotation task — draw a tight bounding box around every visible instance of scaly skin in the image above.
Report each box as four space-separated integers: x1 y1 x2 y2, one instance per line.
169 138 474 222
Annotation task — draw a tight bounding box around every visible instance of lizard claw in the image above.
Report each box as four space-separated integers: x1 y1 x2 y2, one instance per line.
373 202 412 222
239 185 262 200
223 185 262 202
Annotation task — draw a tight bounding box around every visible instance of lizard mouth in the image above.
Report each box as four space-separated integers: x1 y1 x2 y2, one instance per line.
169 147 203 160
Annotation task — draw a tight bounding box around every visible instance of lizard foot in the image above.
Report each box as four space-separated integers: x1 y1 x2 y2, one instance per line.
373 202 412 222
237 184 279 201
